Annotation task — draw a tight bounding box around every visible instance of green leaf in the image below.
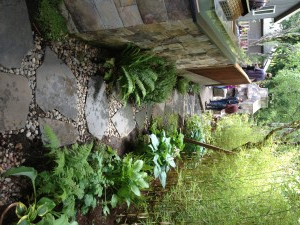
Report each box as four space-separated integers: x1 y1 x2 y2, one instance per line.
136 178 149 189
104 70 113 81
36 197 56 217
103 204 110 216
3 166 37 185
150 134 159 150
133 160 143 172
111 194 118 208
125 197 131 208
16 202 27 218
121 66 134 95
17 216 30 225
135 76 147 98
36 213 55 225
54 214 69 225
134 91 141 106
84 194 94 207
160 171 167 188
130 184 141 196
3 167 38 200
154 165 160 178
27 204 37 221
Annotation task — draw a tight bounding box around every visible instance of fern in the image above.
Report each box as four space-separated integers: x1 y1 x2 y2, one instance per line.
43 125 60 149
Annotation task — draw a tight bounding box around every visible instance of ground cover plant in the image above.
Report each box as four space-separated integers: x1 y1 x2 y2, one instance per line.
103 44 177 106
146 146 300 224
37 0 68 40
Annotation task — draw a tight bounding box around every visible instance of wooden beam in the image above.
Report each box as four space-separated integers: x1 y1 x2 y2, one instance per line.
274 2 300 24
184 138 235 154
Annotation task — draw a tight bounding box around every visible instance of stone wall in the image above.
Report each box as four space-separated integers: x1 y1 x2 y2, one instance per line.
63 0 231 72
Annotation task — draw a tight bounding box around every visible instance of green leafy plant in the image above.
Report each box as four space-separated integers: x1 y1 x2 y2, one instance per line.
176 77 190 95
145 129 184 188
37 126 94 219
150 113 179 137
183 115 207 156
1 167 76 225
37 0 68 40
108 155 150 209
103 44 177 106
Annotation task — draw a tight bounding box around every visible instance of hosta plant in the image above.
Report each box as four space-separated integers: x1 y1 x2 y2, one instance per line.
1 166 76 225
146 130 185 188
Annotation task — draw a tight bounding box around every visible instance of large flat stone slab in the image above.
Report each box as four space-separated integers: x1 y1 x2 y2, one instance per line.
136 0 168 24
85 76 109 140
64 0 104 32
39 118 78 147
111 104 135 138
94 0 124 29
0 72 31 133
172 90 185 117
117 5 143 27
135 105 152 130
36 47 78 120
0 0 33 68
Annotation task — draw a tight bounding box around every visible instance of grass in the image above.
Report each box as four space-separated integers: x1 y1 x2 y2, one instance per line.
146 146 300 224
211 114 265 150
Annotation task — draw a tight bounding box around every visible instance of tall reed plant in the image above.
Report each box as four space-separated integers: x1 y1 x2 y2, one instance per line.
147 146 299 224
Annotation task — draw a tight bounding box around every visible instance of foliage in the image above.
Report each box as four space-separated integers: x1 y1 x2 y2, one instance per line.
183 115 207 156
144 129 184 188
176 77 190 95
103 44 177 106
211 114 264 150
176 77 201 95
38 126 150 216
37 0 68 40
37 141 94 219
108 155 149 209
150 113 179 137
147 146 300 224
256 59 300 124
2 167 75 225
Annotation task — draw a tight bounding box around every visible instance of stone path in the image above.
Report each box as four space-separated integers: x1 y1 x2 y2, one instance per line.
0 0 213 145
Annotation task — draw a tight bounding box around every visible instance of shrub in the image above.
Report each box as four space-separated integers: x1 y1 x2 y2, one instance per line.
183 115 207 156
108 154 150 210
141 129 184 188
37 0 68 40
176 77 190 95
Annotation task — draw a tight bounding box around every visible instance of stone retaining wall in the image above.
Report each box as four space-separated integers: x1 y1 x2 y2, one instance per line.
63 0 231 71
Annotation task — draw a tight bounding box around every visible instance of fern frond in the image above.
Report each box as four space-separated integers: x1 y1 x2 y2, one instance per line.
121 66 134 95
134 91 141 106
139 70 157 92
135 76 147 98
53 150 65 176
43 125 60 149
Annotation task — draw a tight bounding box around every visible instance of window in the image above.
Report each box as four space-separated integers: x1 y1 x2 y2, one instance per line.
253 5 276 15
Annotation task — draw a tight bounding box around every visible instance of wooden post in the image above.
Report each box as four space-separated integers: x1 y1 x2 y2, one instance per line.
184 138 235 154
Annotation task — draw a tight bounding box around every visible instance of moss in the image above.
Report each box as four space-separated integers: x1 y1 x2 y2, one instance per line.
37 0 68 40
